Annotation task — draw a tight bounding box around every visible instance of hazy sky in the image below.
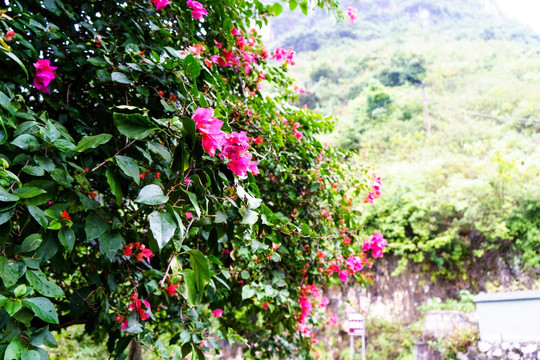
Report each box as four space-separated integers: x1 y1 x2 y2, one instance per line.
496 0 540 32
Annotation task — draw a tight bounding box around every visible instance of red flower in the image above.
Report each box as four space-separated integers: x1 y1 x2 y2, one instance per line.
5 30 15 41
262 302 269 310
61 210 71 221
153 171 161 179
164 283 177 297
212 309 223 317
123 245 132 257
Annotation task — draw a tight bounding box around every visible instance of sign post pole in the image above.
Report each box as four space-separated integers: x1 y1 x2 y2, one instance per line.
347 312 365 360
350 336 354 360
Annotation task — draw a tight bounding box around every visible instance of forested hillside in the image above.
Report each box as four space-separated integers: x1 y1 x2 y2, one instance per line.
269 0 540 282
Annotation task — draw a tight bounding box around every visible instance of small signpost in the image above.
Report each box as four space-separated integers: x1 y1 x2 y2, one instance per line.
347 312 366 360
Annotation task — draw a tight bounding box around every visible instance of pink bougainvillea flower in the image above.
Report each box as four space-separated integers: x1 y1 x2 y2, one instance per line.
346 256 364 272
347 7 359 24
121 320 128 330
327 312 338 326
5 30 15 41
186 0 208 19
320 297 330 307
212 309 223 317
362 231 387 258
254 136 263 145
227 153 250 177
150 0 171 11
185 211 192 219
262 302 269 310
338 269 348 282
33 59 57 94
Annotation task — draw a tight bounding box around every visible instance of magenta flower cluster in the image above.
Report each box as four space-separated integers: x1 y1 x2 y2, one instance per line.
192 108 259 177
33 59 57 94
150 0 171 11
272 47 296 66
186 0 208 19
362 231 387 258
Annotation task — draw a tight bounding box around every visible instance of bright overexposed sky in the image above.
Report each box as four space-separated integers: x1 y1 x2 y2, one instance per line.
496 0 540 32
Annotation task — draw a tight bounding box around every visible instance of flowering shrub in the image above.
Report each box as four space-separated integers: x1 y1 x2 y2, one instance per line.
0 1 385 359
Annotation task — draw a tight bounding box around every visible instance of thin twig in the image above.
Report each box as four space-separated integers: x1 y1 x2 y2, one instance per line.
92 138 136 172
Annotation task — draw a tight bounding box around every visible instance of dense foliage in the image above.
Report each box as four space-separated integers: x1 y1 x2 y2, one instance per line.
0 0 386 359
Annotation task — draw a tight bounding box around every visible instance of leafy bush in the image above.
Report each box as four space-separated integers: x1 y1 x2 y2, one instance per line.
0 1 386 359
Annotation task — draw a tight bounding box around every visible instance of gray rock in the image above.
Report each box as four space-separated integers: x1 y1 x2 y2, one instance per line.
478 341 492 353
501 342 511 351
456 352 468 360
508 352 521 360
492 348 503 357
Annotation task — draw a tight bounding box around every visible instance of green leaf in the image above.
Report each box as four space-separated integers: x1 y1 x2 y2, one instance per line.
14 284 26 297
26 269 65 298
22 297 59 324
13 187 47 199
0 187 19 202
4 338 25 360
187 191 201 218
223 18 233 34
0 91 15 117
0 209 15 225
21 349 41 360
22 165 45 176
19 234 42 253
111 72 131 84
113 113 155 140
0 294 7 307
242 285 255 300
180 269 197 306
11 134 40 151
74 134 113 152
99 229 123 260
0 257 22 287
85 213 107 240
299 1 308 15
149 211 177 249
105 169 123 206
125 315 143 334
241 208 259 225
272 3 283 16
27 205 48 227
87 57 108 67
135 185 169 205
187 249 210 293
289 0 298 11
34 155 55 172
4 52 29 79
50 169 73 187
5 301 22 316
116 155 140 185
183 55 201 78
58 228 75 252
215 211 227 224
147 141 172 163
